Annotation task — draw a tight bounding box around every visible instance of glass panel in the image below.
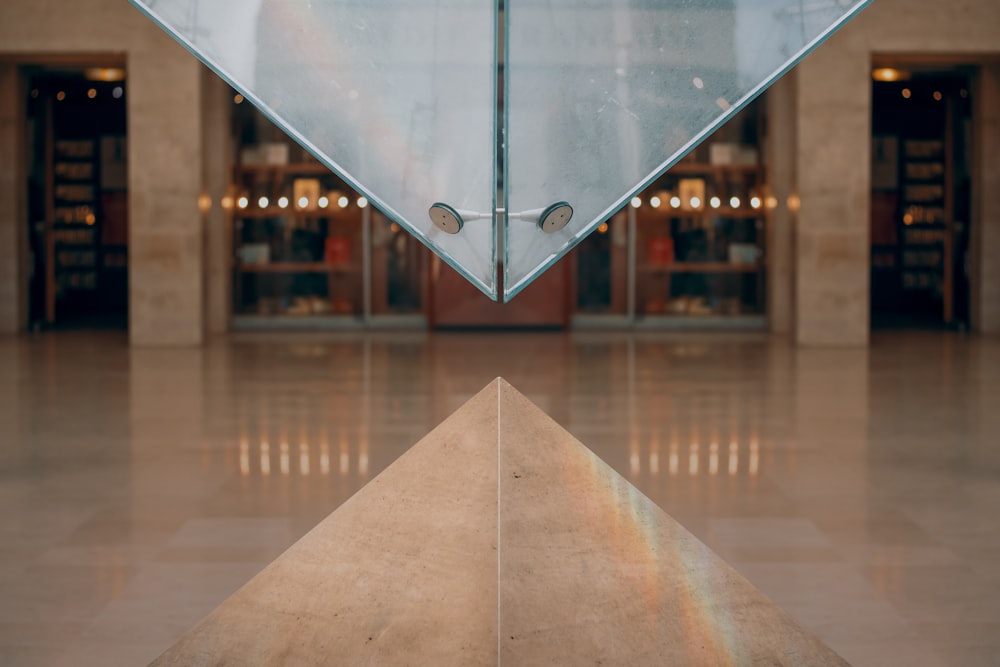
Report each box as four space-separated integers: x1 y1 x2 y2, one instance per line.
504 0 871 300
371 211 428 315
130 0 498 299
636 100 767 320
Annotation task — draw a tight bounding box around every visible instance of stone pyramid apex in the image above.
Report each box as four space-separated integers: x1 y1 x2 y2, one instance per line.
151 379 847 666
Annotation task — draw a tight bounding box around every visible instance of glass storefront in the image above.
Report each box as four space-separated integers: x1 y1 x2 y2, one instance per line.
227 93 769 330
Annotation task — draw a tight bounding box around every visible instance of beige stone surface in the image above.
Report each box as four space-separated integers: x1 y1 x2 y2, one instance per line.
150 380 500 666
497 380 846 665
792 0 1000 343
151 379 845 666
0 0 205 344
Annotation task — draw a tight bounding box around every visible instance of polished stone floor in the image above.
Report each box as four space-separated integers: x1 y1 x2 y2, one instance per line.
0 330 998 666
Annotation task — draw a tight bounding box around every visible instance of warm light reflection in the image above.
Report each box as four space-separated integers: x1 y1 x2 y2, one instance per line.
239 439 250 476
630 433 640 477
749 439 760 476
299 442 310 475
728 441 738 476
320 442 331 475
669 443 679 476
688 443 700 476
260 442 271 476
649 435 660 476
709 442 719 476
280 441 290 475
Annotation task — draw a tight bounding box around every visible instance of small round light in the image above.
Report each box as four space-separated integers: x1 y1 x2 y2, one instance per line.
56 91 66 101
234 94 245 104
670 196 682 209
198 195 212 212
112 87 123 99
765 196 778 210
933 91 943 102
221 196 234 210
872 68 908 82
317 196 330 208
297 196 309 209
649 196 661 209
630 197 642 209
750 196 762 209
729 196 741 209
278 196 289 209
337 196 350 208
689 197 702 209
356 196 369 209
237 196 249 209
87 88 97 99
902 88 912 99
787 194 801 212
389 222 402 233
710 196 721 209
693 77 705 90
257 196 269 209
597 222 609 234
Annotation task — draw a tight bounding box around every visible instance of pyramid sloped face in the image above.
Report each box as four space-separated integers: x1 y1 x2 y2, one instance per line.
151 379 847 665
497 381 847 665
151 382 500 667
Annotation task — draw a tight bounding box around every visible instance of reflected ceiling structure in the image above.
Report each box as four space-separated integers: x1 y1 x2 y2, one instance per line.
131 0 871 301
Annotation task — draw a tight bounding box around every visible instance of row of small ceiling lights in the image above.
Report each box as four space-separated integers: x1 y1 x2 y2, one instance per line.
33 86 124 101
233 194 369 210
630 194 769 211
32 68 126 101
872 67 966 101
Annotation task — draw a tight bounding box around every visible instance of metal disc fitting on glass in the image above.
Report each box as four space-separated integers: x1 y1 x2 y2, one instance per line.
429 201 573 235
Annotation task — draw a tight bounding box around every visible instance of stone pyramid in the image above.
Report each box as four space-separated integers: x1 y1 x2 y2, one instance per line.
151 379 848 666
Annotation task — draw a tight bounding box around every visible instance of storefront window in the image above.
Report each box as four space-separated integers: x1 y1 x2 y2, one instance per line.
634 100 768 322
231 102 364 321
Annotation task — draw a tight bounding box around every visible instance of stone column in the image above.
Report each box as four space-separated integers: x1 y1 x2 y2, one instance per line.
202 70 232 336
766 74 796 337
127 35 205 346
0 63 29 334
794 29 871 346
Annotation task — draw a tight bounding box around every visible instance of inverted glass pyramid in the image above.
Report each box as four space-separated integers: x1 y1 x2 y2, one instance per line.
130 0 870 302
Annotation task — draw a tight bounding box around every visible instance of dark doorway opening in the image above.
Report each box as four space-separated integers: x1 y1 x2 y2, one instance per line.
25 65 128 329
870 67 973 330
